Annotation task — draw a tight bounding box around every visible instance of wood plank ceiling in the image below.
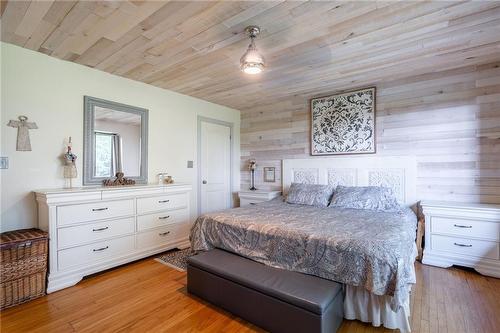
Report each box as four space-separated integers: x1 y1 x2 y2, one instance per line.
1 1 500 111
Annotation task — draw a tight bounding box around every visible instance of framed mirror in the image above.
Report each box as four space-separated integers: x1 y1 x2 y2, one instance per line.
83 96 148 185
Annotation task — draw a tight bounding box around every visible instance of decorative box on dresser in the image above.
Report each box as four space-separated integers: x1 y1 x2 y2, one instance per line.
238 190 281 207
421 201 500 278
35 183 192 293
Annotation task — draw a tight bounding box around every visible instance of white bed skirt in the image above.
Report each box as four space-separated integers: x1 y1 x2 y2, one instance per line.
343 285 411 333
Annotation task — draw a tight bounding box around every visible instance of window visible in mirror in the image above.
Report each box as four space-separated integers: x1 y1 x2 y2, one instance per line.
95 132 113 177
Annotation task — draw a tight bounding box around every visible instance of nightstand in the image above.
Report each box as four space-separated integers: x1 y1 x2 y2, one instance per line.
238 190 281 207
421 201 500 278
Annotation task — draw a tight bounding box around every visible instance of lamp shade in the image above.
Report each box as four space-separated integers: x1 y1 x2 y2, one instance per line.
240 26 265 74
240 40 265 74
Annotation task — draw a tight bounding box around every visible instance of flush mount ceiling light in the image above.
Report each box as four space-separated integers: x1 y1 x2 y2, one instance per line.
240 26 265 75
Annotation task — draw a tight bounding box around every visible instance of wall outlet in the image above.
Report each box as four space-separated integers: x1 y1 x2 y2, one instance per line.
187 160 194 168
0 157 8 169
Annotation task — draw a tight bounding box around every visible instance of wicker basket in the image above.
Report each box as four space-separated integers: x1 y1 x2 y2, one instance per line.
1 228 48 309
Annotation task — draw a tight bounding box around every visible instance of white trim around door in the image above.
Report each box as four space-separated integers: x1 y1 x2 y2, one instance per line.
197 116 234 216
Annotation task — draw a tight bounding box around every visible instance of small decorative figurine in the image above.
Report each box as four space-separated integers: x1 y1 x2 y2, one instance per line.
63 137 77 188
248 159 257 190
165 176 174 184
7 115 38 151
103 172 136 186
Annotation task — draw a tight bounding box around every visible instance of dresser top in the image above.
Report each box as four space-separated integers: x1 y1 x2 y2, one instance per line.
34 183 191 195
421 200 500 211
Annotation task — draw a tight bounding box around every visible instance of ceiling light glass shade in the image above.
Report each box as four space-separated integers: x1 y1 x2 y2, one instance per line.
240 31 265 74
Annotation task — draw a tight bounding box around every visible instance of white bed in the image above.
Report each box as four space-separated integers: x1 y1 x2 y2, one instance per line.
283 156 417 332
191 156 418 332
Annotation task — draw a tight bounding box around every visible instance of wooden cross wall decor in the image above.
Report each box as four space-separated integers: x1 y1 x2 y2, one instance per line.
7 115 38 151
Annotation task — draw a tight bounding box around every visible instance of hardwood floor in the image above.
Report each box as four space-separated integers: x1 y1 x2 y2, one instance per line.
1 258 499 333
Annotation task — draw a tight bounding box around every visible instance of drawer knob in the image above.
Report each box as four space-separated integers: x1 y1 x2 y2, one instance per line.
92 226 109 232
93 246 109 252
159 231 171 236
158 199 170 203
158 215 170 220
454 224 472 228
454 242 472 248
92 207 108 212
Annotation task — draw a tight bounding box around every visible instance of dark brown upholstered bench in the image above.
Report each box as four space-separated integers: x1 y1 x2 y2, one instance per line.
187 249 344 333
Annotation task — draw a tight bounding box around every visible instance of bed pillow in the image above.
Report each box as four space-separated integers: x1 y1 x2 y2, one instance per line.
286 183 334 207
329 186 400 212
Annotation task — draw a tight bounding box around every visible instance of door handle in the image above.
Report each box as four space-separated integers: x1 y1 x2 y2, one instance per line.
92 207 108 212
202 180 207 184
92 226 109 232
159 231 171 236
158 215 170 220
158 199 170 203
93 246 109 252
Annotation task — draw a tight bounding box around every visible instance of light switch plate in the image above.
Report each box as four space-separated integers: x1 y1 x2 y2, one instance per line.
187 160 193 168
0 157 8 169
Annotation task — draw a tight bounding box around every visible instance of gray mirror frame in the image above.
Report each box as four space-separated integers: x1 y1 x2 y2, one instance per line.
83 96 148 186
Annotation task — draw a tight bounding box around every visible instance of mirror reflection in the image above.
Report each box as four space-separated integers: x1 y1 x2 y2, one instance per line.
94 107 142 178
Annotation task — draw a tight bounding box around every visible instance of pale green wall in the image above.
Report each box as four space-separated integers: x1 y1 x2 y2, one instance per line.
0 42 240 232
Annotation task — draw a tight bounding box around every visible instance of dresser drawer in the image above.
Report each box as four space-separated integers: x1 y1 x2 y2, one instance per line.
58 235 135 270
137 193 188 215
57 199 134 226
136 223 190 250
431 216 499 241
57 217 135 249
137 209 189 232
431 234 499 260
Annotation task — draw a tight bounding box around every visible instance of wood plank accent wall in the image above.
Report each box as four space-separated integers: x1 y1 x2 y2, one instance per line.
241 62 500 204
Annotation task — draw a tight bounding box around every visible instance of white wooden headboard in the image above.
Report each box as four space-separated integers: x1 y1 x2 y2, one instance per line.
282 156 417 206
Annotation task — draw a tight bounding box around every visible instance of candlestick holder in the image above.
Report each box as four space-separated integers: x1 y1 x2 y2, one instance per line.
248 159 257 191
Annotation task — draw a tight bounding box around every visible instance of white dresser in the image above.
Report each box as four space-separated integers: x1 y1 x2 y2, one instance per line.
421 201 500 277
35 183 192 292
238 190 281 207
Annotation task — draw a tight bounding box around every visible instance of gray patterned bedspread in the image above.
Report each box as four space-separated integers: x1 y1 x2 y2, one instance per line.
190 199 417 310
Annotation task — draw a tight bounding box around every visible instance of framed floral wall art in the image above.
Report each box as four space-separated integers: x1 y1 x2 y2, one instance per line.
310 87 376 155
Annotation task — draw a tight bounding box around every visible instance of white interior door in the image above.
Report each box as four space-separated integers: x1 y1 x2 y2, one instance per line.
200 120 231 214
